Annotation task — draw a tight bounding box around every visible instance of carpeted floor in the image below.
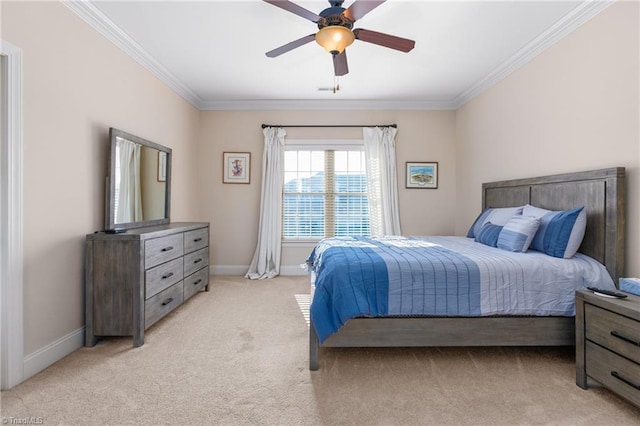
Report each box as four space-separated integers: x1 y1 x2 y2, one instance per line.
1 275 639 425
294 293 311 326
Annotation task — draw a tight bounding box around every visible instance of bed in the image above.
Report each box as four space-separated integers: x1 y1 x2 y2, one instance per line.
307 167 625 370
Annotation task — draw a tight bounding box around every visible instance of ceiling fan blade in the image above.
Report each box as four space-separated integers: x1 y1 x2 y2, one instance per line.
353 28 415 52
333 50 349 76
266 34 316 58
344 0 386 21
263 0 321 22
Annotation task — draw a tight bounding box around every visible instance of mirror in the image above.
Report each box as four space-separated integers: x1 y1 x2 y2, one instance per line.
105 128 172 231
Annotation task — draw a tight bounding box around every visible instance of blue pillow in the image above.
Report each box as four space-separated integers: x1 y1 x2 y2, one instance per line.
497 215 540 253
475 222 503 247
523 205 586 258
467 206 524 238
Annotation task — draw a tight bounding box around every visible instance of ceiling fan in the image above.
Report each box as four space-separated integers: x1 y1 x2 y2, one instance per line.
263 0 415 77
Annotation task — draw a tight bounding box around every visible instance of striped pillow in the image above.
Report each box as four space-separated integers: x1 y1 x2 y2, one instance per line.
474 222 503 247
497 215 541 253
523 205 586 258
467 206 524 238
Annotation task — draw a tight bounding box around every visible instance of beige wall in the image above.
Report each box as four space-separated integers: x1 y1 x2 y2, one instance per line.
198 110 457 271
2 2 201 355
455 1 640 276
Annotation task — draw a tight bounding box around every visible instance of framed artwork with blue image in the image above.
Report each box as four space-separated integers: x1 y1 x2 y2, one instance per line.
406 162 438 189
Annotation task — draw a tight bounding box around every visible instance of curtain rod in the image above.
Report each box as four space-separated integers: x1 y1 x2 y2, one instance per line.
261 124 397 129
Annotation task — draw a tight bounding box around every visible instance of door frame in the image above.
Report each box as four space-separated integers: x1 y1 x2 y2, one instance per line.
1 39 24 390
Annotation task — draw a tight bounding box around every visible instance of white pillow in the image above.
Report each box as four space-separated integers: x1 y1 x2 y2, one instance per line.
467 206 524 238
496 215 541 253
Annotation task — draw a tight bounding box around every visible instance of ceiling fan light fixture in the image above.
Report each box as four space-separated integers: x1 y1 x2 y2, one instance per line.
315 25 355 55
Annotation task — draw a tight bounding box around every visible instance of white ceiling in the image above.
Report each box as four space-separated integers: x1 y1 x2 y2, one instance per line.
67 1 611 110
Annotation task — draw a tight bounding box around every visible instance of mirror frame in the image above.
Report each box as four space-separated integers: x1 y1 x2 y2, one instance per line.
105 127 172 231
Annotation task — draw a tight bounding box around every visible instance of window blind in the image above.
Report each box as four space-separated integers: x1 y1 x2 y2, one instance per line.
283 146 369 239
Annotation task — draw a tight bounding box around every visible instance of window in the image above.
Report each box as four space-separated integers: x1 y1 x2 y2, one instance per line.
283 143 369 240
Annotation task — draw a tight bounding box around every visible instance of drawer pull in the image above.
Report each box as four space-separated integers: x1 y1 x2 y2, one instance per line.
161 298 174 306
193 279 203 285
161 246 174 252
611 371 640 390
193 238 203 242
194 258 202 264
610 330 640 346
162 272 174 279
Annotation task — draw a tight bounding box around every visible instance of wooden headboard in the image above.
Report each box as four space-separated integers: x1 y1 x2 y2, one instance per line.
482 167 625 284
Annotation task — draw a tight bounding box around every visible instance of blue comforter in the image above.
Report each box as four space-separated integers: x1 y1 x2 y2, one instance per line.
307 236 615 343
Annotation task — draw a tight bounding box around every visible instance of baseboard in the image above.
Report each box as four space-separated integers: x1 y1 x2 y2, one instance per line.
210 265 248 275
23 327 85 382
210 265 308 276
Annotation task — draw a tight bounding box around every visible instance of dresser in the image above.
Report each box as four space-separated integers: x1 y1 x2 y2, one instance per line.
576 289 640 407
85 222 210 347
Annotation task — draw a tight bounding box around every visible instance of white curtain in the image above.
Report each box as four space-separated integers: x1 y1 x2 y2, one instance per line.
246 127 287 280
116 138 143 224
363 127 401 236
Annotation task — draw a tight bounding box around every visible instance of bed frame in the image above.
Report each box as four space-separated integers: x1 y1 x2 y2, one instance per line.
309 167 625 370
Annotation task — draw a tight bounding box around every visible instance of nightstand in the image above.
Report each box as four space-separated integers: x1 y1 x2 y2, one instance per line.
576 289 640 407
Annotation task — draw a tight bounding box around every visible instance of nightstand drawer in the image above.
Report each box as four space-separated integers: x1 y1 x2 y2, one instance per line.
586 341 640 407
585 304 640 364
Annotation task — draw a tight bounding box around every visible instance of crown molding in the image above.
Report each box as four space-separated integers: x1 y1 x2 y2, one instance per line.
65 0 613 112
63 0 203 108
198 99 457 111
452 0 615 108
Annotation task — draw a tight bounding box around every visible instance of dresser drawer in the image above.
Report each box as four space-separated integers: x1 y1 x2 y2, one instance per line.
586 341 640 406
145 233 184 269
585 304 640 364
145 257 184 299
145 282 184 328
184 227 208 254
184 267 209 300
184 247 209 277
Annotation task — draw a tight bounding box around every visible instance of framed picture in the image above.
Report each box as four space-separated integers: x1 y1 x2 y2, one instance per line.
157 151 167 182
406 162 438 189
223 152 251 184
